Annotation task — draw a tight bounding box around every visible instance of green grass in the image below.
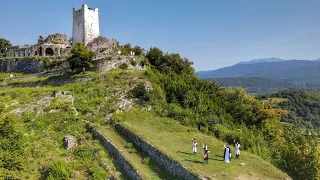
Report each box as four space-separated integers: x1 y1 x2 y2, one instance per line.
0 84 120 179
114 111 291 180
0 72 25 79
96 125 170 180
0 70 291 179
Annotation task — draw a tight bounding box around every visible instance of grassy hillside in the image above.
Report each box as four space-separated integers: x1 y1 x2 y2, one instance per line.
0 68 291 179
114 111 290 180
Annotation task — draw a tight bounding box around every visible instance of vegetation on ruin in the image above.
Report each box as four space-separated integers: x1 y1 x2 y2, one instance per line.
67 42 95 73
0 38 12 50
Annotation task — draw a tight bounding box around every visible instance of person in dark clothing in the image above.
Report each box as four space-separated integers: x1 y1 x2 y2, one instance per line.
203 144 210 164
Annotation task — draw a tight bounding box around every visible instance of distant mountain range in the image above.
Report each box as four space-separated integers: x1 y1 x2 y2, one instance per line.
198 57 320 94
236 57 285 65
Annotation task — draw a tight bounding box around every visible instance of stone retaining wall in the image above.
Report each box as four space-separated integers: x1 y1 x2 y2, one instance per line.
115 124 199 180
87 124 142 180
0 55 145 74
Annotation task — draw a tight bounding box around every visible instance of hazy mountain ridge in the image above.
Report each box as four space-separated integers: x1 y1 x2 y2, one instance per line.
236 57 285 65
197 58 320 85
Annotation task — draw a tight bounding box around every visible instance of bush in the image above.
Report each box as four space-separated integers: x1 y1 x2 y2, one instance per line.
119 63 128 70
46 162 71 180
91 168 108 180
128 83 150 101
139 59 148 67
130 59 137 66
142 157 150 165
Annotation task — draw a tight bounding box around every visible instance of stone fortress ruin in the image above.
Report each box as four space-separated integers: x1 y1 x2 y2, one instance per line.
1 4 117 58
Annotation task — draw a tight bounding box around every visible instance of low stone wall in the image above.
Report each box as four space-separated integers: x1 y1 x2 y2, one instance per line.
0 55 145 74
0 58 45 73
115 124 199 180
0 58 68 74
87 124 142 180
94 56 146 72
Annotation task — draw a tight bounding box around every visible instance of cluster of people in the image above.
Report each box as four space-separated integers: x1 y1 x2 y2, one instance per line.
192 139 241 164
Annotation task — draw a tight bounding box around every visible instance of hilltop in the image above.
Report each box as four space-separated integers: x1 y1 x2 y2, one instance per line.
0 69 291 180
0 44 298 180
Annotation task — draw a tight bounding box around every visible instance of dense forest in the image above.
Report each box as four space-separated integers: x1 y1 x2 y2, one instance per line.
206 77 297 95
205 77 320 95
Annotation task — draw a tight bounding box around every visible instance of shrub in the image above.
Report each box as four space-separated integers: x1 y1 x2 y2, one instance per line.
142 157 150 165
139 59 148 67
119 63 128 70
91 168 108 180
46 162 71 180
130 59 137 66
128 83 150 101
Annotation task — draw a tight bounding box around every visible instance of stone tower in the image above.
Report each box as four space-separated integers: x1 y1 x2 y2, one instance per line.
72 4 100 46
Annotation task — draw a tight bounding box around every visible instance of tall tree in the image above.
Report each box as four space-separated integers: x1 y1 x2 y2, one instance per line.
67 42 96 73
0 38 12 55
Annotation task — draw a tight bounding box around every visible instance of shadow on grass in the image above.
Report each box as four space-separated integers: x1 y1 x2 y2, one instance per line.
184 159 204 164
209 157 224 162
177 151 193 155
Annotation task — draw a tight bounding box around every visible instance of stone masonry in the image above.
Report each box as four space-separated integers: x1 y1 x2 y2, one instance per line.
72 4 100 46
115 124 200 180
87 124 142 179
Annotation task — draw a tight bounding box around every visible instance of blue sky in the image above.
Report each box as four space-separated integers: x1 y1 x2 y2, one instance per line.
1 0 320 70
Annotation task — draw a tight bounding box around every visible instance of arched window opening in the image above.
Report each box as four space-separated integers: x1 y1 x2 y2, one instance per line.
45 48 54 56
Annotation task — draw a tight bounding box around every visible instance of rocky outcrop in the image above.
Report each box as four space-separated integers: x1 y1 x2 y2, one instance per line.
87 36 116 56
94 56 146 72
87 124 142 180
64 136 78 150
115 124 199 180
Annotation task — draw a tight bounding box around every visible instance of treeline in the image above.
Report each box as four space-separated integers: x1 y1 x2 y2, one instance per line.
262 89 320 129
139 47 320 180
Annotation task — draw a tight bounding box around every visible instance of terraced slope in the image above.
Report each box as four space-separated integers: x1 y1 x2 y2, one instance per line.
96 125 176 179
114 111 291 180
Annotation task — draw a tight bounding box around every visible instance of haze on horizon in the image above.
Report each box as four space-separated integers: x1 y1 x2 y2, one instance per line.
1 0 319 71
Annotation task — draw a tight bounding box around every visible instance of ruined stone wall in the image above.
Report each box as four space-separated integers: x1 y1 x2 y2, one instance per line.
87 36 116 55
115 124 199 180
0 55 144 74
0 58 45 73
41 34 69 45
94 56 146 71
87 125 142 180
0 58 69 74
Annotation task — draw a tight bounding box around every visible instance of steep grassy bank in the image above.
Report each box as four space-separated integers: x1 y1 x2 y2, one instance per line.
113 111 290 180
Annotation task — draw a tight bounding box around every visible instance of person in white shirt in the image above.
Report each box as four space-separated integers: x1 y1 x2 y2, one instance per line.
192 139 198 155
235 141 241 158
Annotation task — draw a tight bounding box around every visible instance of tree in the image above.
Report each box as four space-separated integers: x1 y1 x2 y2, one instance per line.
0 38 12 56
133 46 144 56
0 38 12 50
146 47 163 66
67 42 96 73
